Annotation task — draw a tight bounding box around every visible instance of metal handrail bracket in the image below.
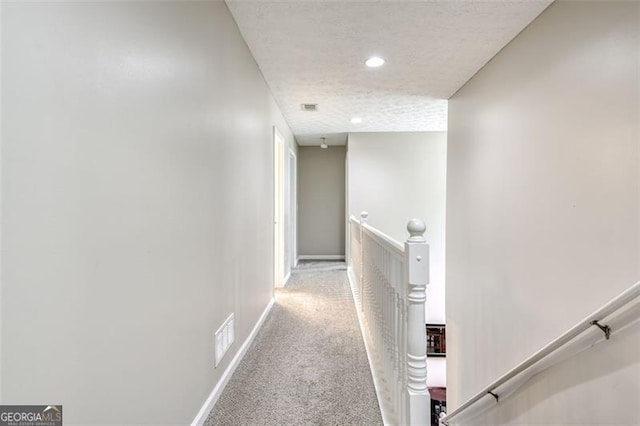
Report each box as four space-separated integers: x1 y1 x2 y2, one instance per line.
440 280 640 425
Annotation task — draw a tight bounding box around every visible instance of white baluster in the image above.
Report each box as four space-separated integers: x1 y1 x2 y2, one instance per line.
360 211 368 312
348 213 431 424
404 219 430 425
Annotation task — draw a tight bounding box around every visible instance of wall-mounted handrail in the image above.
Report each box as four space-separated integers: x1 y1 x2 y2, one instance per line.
440 279 640 425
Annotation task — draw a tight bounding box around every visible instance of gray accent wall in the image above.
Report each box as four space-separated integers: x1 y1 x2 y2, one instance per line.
447 1 639 423
298 146 346 257
1 2 295 424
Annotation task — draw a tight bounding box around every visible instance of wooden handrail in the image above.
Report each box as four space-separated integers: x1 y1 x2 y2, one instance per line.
348 212 430 425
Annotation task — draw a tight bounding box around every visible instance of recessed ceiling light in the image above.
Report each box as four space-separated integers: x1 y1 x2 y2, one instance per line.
350 117 363 124
365 57 385 67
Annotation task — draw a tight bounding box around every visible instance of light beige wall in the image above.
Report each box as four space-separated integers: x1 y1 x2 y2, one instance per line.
1 2 295 424
348 132 447 324
298 146 346 257
447 1 639 424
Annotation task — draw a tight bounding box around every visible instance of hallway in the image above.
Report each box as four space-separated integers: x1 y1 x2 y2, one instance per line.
205 262 382 425
2 2 639 425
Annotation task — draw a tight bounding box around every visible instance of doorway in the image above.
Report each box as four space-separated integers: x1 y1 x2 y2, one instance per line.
287 150 297 275
273 127 285 288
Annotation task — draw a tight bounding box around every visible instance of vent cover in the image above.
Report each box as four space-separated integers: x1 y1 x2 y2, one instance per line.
301 103 318 112
215 313 235 367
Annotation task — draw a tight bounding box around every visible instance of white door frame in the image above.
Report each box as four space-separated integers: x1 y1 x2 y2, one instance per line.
288 150 297 270
273 126 285 289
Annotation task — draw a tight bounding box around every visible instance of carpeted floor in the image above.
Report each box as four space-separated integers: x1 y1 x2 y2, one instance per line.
205 262 382 426
291 260 347 272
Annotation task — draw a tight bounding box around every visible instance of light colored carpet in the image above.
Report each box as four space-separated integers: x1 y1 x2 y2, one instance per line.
204 266 382 426
292 260 347 272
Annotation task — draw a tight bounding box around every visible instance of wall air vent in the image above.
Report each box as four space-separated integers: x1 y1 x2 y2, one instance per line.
214 313 235 367
301 103 318 112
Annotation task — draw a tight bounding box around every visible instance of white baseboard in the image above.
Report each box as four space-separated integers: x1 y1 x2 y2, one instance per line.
347 268 396 426
297 255 345 261
191 298 275 426
283 270 291 286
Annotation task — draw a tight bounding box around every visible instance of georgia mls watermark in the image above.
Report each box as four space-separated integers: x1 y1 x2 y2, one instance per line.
0 405 62 426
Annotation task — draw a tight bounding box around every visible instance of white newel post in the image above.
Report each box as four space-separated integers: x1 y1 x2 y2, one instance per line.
360 211 368 312
405 219 430 425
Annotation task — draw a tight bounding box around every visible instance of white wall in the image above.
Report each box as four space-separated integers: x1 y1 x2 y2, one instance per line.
348 132 447 324
447 1 639 424
1 2 295 424
298 146 346 257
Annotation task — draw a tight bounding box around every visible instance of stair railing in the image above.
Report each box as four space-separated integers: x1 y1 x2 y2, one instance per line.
348 212 430 425
440 279 640 425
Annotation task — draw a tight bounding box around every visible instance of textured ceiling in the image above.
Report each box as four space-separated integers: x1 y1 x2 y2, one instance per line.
227 0 551 145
